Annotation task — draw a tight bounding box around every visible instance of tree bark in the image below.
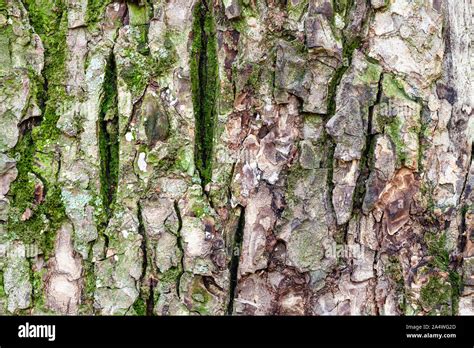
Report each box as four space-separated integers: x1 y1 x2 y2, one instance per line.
0 0 472 315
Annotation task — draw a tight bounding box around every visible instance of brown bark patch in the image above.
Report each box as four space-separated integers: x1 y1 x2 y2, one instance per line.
375 168 420 235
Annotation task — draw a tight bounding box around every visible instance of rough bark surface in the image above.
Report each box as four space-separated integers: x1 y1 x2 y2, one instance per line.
0 0 472 315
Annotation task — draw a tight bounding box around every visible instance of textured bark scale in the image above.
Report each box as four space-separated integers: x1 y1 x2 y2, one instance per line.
0 0 472 316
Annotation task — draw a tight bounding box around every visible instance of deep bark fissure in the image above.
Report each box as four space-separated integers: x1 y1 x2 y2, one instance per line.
459 141 473 205
173 201 185 298
459 143 474 245
353 73 383 212
456 141 474 312
1 0 471 317
146 279 155 316
135 202 154 315
98 52 119 219
226 206 245 315
372 250 380 315
190 0 218 188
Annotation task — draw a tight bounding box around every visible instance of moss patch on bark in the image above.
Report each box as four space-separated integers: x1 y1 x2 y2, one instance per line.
190 0 219 186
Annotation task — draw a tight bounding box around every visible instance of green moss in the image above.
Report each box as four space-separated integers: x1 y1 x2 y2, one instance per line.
448 270 462 314
25 0 69 145
419 183 436 221
25 0 64 37
174 146 194 174
326 66 346 116
7 132 36 215
386 256 404 287
420 275 452 315
333 0 350 15
232 2 259 33
246 64 263 91
287 0 309 21
417 120 429 172
7 129 66 257
127 2 151 54
5 0 68 261
84 261 96 299
33 151 58 181
23 0 70 152
98 53 119 220
121 29 177 97
146 152 173 172
382 73 411 100
190 0 219 186
424 231 462 315
285 165 309 204
0 271 5 298
385 255 408 313
120 56 149 97
425 232 450 271
78 257 96 314
132 296 146 316
86 0 111 27
128 2 149 26
376 74 422 169
191 279 211 315
31 266 46 310
159 267 181 284
7 184 66 257
357 60 383 85
385 117 407 166
192 204 205 218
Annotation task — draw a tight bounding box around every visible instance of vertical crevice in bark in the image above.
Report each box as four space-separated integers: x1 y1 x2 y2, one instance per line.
83 247 97 313
325 71 344 243
173 201 184 298
456 141 473 313
226 206 245 315
459 143 474 246
133 202 154 315
98 52 119 219
2 0 470 317
459 142 473 206
367 75 384 316
372 250 380 315
190 0 218 188
353 73 383 212
146 278 155 316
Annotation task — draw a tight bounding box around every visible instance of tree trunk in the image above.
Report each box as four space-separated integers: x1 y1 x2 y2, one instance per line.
0 0 472 316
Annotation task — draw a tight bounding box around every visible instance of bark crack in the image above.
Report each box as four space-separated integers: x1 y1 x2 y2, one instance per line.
98 52 119 220
190 0 219 188
353 72 383 213
459 141 473 205
173 200 185 298
135 202 154 315
226 205 245 315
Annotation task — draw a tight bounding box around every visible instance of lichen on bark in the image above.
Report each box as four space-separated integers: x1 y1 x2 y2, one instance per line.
0 0 472 317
